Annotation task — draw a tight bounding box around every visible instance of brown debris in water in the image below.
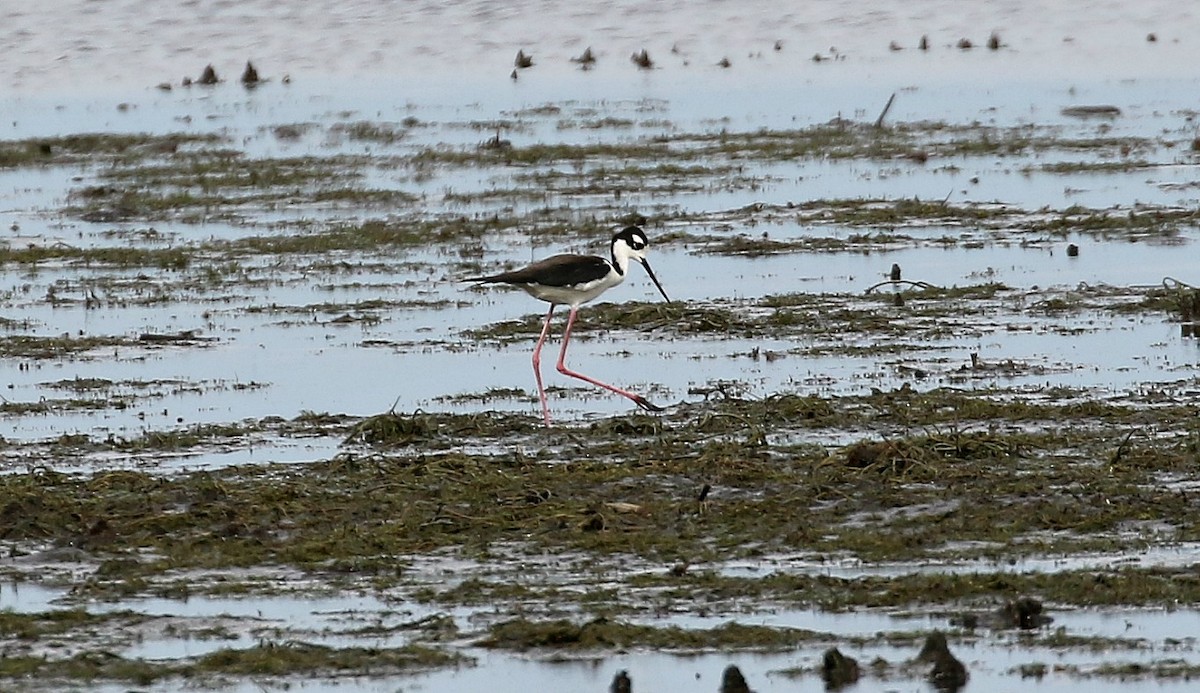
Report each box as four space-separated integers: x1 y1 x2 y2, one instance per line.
241 61 261 87
197 64 219 85
1163 277 1200 323
719 665 752 693
844 440 909 472
821 647 861 689
344 409 437 445
999 596 1052 629
951 596 1053 630
480 129 513 150
572 47 597 68
1061 105 1122 118
917 632 969 692
138 329 215 344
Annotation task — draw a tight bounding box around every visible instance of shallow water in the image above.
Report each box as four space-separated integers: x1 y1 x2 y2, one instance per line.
4 1 1200 691
6 0 1200 92
7 575 1200 692
4 234 1196 443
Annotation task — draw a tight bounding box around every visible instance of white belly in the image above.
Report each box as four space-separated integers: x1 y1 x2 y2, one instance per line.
521 273 623 307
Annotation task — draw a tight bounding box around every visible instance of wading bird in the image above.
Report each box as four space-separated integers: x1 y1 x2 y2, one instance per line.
464 226 671 425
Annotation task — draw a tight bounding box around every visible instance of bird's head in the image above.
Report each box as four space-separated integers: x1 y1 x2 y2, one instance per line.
611 226 670 303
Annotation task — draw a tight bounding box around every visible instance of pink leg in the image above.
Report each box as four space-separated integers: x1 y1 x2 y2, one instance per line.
555 307 664 413
532 304 556 426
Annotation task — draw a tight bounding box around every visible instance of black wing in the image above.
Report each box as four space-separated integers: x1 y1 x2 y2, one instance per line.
465 254 610 287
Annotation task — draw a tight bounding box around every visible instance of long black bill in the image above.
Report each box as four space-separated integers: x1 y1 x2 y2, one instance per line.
640 259 671 303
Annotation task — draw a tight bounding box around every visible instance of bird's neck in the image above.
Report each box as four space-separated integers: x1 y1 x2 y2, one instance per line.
610 247 628 277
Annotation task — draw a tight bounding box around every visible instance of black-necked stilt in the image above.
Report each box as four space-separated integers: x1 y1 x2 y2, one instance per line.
464 226 671 425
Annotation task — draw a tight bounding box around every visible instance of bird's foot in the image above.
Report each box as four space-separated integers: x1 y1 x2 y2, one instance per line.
632 395 666 413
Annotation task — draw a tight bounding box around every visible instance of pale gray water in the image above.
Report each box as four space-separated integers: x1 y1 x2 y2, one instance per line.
7 575 1200 692
4 2 1200 691
4 0 1198 93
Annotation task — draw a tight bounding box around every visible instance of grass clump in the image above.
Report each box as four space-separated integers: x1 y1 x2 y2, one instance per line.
478 617 821 651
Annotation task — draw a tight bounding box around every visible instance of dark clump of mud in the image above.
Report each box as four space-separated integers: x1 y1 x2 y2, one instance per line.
822 647 861 689
197 64 219 85
719 664 752 693
917 632 969 691
240 61 261 86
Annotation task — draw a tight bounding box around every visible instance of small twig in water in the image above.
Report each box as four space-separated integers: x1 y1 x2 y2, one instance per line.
874 92 896 129
1110 429 1137 466
864 279 942 294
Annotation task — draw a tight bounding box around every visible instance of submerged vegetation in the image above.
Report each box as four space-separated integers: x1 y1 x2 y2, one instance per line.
0 638 463 685
1 386 1198 683
3 387 1198 582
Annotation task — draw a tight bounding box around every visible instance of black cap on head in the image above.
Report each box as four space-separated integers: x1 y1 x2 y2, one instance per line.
613 225 648 251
